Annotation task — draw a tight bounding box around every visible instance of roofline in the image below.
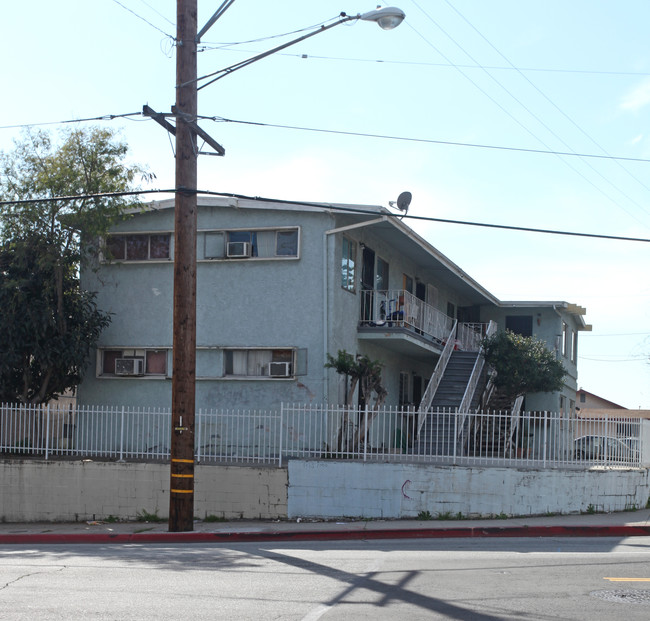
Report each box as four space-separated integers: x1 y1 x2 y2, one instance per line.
383 214 501 306
499 301 591 330
134 197 591 321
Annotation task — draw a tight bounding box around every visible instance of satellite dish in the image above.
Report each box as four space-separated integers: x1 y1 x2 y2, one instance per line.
389 191 412 214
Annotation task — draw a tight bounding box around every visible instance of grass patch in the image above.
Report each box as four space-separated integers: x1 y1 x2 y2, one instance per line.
417 510 433 521
136 509 166 523
203 514 227 523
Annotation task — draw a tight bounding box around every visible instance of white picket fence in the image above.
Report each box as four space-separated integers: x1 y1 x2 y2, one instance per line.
0 401 643 468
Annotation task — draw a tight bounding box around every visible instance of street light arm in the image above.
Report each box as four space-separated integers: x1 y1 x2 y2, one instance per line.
196 14 356 92
194 7 404 92
196 0 237 43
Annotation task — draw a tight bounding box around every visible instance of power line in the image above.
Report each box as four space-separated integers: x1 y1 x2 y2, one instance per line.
438 0 650 223
137 0 175 27
410 1 650 228
197 46 650 79
2 188 649 243
579 355 648 362
110 0 174 39
209 116 650 163
0 112 142 131
198 18 334 50
582 332 650 337
4 110 649 166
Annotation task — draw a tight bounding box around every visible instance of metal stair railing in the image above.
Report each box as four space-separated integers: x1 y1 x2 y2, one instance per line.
416 319 457 437
457 320 497 448
505 395 525 456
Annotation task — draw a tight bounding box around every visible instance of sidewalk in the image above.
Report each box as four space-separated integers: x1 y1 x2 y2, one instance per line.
1 509 650 544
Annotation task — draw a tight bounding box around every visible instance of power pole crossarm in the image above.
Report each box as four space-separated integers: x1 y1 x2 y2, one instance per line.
142 105 176 136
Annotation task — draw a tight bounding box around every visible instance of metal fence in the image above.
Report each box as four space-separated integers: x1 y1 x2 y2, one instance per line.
0 401 643 468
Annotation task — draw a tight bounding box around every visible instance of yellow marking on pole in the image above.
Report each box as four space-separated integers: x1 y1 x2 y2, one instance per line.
604 577 650 582
171 473 194 478
171 458 194 464
171 489 194 494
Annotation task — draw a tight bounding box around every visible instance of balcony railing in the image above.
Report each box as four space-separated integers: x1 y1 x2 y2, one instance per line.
359 289 454 344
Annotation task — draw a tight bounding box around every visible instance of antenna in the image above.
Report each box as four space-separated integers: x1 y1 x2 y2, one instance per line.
389 191 412 214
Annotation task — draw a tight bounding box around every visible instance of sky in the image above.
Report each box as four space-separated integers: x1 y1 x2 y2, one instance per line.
1 1 649 409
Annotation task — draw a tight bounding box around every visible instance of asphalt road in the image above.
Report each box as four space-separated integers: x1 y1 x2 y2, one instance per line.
2 537 650 620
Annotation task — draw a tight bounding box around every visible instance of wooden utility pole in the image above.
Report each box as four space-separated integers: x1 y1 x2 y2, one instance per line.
169 0 198 532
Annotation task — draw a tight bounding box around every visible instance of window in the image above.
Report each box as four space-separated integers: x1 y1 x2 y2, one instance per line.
376 257 389 291
200 227 299 259
105 234 170 261
506 315 533 337
100 349 168 377
427 284 439 308
571 330 578 363
228 230 258 257
341 237 356 292
224 348 295 378
562 322 568 357
276 230 298 256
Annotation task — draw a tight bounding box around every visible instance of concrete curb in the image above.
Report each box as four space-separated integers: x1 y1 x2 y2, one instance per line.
3 525 650 545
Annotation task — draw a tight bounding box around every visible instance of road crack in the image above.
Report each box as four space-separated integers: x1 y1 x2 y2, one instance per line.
1 566 66 591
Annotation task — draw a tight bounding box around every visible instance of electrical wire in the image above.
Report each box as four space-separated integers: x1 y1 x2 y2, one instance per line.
110 0 174 39
439 0 650 220
0 112 142 131
207 115 650 163
2 188 649 243
137 0 174 27
579 355 648 362
196 47 650 79
198 18 335 50
583 332 650 337
409 1 650 229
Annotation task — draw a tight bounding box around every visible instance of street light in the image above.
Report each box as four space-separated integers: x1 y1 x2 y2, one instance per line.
359 6 406 29
194 7 406 90
168 2 405 532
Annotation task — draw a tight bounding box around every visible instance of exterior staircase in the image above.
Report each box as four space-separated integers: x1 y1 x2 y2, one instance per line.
416 351 485 455
468 390 528 457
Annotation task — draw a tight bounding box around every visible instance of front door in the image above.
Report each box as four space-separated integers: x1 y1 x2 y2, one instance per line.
360 246 375 321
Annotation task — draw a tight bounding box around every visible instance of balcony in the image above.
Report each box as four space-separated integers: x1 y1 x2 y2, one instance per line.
358 289 455 358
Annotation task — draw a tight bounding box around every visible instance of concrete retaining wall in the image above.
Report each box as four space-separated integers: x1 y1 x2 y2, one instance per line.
288 461 650 519
0 459 288 522
2 459 648 522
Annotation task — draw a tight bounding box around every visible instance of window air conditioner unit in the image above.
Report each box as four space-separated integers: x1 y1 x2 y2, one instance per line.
267 362 291 377
115 358 145 376
226 241 252 258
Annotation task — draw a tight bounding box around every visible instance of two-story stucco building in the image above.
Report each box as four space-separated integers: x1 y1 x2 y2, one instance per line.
78 195 590 415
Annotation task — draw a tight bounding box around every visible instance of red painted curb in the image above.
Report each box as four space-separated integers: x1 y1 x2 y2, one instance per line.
2 525 650 545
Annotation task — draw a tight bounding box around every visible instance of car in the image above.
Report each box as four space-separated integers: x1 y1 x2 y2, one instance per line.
621 437 641 460
574 435 634 462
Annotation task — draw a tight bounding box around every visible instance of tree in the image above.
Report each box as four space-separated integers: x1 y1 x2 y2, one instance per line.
0 127 145 403
481 330 567 403
0 233 110 403
325 350 387 450
0 126 144 256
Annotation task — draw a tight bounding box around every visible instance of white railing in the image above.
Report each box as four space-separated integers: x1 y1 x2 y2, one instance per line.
1 402 643 469
456 322 488 351
416 320 457 435
458 321 497 414
359 289 454 343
